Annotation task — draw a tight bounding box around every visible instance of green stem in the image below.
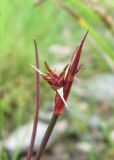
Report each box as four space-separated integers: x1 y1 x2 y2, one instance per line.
35 113 59 160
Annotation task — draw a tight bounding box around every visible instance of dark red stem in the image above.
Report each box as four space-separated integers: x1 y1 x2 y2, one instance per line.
35 114 58 160
27 40 40 160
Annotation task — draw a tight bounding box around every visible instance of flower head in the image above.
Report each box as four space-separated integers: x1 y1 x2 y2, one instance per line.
32 31 88 116
43 61 69 90
54 31 88 115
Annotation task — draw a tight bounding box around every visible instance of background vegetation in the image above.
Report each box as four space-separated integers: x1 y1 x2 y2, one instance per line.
0 0 114 159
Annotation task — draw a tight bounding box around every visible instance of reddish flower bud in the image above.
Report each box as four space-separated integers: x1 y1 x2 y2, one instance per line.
54 31 88 115
32 31 88 116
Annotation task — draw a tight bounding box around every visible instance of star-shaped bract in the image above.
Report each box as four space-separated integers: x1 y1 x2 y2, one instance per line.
32 31 88 115
31 61 69 109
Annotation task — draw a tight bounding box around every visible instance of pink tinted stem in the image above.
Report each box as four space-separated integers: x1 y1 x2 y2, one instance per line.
27 40 40 160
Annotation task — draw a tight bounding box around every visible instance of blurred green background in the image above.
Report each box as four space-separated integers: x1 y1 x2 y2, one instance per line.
0 0 114 159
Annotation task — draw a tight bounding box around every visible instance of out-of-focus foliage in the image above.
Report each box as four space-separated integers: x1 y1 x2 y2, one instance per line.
55 0 114 70
0 0 114 159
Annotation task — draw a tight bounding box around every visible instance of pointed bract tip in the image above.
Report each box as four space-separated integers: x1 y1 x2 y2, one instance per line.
81 30 89 44
33 39 36 44
44 61 51 71
31 64 46 76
